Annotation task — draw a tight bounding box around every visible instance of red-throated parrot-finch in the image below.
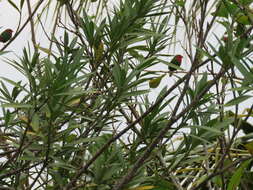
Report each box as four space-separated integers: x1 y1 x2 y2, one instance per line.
0 29 13 43
169 55 183 76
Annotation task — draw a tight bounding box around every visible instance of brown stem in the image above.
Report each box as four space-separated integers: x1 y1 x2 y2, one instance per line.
112 68 227 190
64 56 215 189
26 0 37 50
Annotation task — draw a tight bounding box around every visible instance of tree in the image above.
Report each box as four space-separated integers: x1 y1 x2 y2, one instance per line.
1 0 253 189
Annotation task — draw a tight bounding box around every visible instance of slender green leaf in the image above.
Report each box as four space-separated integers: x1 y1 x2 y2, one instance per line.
227 160 252 190
225 95 252 107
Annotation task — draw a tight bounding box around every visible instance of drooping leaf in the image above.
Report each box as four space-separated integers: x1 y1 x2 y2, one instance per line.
225 95 252 107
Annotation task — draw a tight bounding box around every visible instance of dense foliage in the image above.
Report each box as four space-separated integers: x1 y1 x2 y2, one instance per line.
1 0 253 189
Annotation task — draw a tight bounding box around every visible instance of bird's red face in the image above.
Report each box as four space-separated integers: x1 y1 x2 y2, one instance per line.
222 36 228 42
176 55 183 63
6 29 13 34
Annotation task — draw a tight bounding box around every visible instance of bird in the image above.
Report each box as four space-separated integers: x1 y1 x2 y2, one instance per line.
0 29 13 43
149 74 165 89
168 55 183 76
94 40 104 63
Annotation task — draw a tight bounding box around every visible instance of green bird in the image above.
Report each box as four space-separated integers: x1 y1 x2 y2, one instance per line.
218 36 231 68
168 55 183 76
149 74 165 89
0 29 13 43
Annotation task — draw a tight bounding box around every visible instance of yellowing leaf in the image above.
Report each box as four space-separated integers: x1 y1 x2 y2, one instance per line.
243 108 253 116
149 75 165 88
86 183 97 187
35 44 52 55
127 186 155 190
26 131 38 136
176 168 202 174
19 115 29 123
67 98 81 107
94 41 104 62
